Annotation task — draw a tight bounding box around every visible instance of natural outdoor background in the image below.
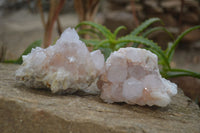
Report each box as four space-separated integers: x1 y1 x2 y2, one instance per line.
0 0 200 104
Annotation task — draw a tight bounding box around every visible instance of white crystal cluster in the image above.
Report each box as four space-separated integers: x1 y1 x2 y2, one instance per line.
16 28 104 94
98 48 177 107
16 27 177 107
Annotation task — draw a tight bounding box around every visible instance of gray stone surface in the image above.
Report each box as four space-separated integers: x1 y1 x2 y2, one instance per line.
0 63 200 133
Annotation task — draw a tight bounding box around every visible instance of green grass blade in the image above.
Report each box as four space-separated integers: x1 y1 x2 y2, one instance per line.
76 21 114 40
164 68 200 79
130 18 162 36
167 25 200 59
3 40 42 64
118 35 170 69
113 26 126 38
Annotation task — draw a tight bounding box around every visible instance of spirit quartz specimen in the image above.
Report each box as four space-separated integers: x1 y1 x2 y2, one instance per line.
16 28 104 94
16 27 177 107
98 48 177 107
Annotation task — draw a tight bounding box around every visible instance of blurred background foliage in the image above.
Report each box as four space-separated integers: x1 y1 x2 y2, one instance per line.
0 0 200 105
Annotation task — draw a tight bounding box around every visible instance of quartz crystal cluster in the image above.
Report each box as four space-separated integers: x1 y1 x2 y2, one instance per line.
16 27 177 107
98 48 177 107
16 28 104 94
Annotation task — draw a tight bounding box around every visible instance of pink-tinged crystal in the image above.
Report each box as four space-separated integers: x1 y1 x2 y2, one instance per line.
16 28 104 94
98 47 177 107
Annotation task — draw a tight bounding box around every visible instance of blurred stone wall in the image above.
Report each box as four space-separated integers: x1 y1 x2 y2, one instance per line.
0 0 74 16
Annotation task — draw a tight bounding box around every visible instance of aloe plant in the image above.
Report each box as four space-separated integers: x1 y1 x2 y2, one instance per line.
76 18 169 59
76 18 200 79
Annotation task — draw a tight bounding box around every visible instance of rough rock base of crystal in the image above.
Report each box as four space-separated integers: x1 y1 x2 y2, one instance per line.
98 47 177 107
16 28 104 94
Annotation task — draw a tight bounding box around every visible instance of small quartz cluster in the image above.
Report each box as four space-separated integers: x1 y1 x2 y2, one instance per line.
98 48 177 107
16 28 104 94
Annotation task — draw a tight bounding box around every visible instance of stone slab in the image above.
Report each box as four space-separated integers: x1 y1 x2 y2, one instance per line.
0 63 200 133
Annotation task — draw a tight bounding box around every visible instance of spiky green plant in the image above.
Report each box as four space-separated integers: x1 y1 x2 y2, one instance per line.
76 18 171 59
76 18 200 79
161 25 200 78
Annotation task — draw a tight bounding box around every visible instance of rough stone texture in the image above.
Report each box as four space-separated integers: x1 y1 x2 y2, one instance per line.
170 76 200 105
0 63 200 133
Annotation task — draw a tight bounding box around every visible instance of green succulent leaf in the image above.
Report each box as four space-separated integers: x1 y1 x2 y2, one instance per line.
78 29 98 39
132 26 174 48
113 26 126 38
4 40 42 64
94 39 110 50
132 42 140 48
76 21 114 40
115 42 128 50
142 26 174 39
81 39 100 47
167 25 200 60
131 18 162 36
98 47 112 60
78 28 103 39
164 69 200 79
165 42 174 62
